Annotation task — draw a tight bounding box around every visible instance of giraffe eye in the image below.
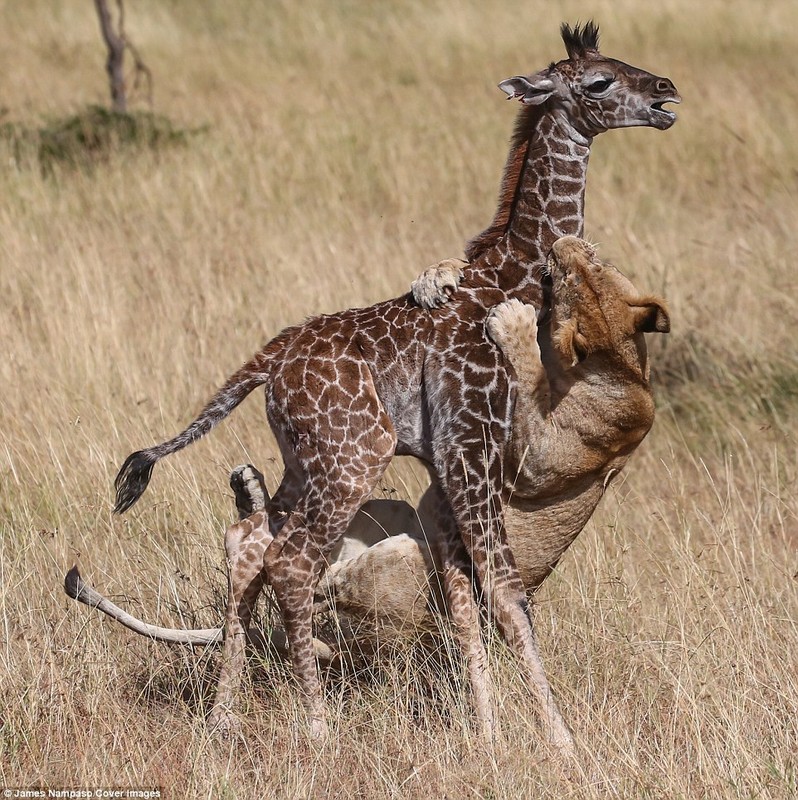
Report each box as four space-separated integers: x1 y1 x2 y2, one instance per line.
586 77 614 94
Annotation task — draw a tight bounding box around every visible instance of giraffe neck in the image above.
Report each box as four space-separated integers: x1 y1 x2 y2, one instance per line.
466 108 591 297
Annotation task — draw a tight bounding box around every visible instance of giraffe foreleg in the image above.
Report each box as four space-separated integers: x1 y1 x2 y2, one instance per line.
423 483 498 742
490 584 574 756
444 450 575 758
453 472 574 757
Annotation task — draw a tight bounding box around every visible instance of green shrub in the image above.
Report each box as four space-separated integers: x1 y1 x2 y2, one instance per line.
0 105 203 174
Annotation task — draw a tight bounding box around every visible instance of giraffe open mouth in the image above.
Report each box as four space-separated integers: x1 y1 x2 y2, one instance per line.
649 97 680 129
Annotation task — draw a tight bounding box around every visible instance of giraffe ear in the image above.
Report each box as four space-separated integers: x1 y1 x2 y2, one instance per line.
499 71 559 105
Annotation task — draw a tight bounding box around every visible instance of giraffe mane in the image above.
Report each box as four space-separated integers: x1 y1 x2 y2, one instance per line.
560 20 600 59
465 104 543 262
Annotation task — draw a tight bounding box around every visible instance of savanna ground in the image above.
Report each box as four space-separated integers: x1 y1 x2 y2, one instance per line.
1 1 796 797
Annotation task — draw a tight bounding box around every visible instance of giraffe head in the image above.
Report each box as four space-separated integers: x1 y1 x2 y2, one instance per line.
499 21 680 139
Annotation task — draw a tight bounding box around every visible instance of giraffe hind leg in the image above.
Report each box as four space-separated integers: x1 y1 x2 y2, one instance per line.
424 483 498 742
262 423 396 741
208 510 272 738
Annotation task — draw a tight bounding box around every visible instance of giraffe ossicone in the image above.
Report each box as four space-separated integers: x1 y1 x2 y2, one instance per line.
95 22 678 754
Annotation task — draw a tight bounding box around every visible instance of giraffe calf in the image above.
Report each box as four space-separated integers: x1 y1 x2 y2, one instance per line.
67 236 669 751
102 21 679 752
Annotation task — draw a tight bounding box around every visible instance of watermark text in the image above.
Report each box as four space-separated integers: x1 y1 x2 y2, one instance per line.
3 790 162 800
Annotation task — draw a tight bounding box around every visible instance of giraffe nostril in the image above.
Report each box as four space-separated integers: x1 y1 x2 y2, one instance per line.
656 79 674 95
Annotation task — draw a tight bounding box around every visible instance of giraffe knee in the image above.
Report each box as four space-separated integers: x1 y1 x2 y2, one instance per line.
264 535 324 600
225 512 270 555
225 517 271 592
224 520 249 559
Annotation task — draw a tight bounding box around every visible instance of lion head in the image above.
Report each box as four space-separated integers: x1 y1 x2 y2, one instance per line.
546 236 670 376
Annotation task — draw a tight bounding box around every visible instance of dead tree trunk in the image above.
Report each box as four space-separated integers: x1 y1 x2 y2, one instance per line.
93 0 152 112
94 0 127 112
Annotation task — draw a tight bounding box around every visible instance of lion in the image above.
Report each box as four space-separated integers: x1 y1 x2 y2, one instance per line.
67 236 669 645
320 234 669 623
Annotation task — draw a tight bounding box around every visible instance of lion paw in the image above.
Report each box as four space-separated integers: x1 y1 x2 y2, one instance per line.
411 259 466 309
486 299 539 352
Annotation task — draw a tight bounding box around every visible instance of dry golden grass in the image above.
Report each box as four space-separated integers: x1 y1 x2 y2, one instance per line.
1 1 797 797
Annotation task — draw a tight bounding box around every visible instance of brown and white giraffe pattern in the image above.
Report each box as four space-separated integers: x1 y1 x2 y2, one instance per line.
112 23 679 754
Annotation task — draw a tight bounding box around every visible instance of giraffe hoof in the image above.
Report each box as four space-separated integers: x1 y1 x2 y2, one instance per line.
411 259 466 309
229 464 269 517
478 714 499 748
308 715 329 746
207 708 243 741
486 298 539 350
546 720 577 763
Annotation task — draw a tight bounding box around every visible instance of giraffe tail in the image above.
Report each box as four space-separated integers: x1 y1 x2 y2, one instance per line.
114 354 273 514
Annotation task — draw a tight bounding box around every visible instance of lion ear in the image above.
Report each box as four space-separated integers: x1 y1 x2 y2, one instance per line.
557 319 589 366
628 297 670 334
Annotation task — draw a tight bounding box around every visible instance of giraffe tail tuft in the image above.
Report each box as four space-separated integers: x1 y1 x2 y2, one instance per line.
114 449 157 514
